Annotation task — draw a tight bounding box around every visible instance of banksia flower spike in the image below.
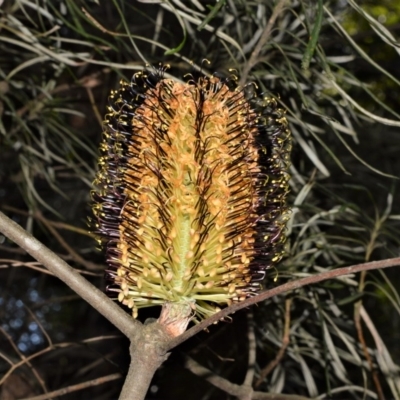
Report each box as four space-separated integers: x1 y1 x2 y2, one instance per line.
92 65 291 332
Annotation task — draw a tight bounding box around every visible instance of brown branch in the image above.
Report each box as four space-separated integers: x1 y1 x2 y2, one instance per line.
119 323 171 400
0 211 140 339
239 0 288 86
20 373 122 400
255 298 292 388
167 257 400 350
185 356 311 400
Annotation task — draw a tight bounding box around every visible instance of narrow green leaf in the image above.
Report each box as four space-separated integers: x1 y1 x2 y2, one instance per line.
197 0 226 31
302 0 323 71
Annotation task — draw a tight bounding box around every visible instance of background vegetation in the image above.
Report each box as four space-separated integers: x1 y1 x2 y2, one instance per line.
0 0 399 399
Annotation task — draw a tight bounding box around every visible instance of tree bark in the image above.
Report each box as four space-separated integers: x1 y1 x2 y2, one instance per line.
120 323 170 400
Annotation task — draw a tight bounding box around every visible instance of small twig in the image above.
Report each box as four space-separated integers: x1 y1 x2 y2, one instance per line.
34 210 100 271
239 0 288 85
2 205 93 238
20 373 122 400
1 259 101 277
0 327 48 394
86 87 103 127
82 7 127 36
168 257 400 350
29 295 80 309
24 306 53 350
255 298 292 388
354 287 385 400
185 356 311 400
360 305 400 391
354 214 385 400
243 312 256 388
0 260 53 275
15 72 102 118
0 243 27 255
0 341 54 387
354 319 385 400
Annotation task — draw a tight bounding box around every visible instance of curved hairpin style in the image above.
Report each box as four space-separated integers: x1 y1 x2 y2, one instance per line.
91 65 291 324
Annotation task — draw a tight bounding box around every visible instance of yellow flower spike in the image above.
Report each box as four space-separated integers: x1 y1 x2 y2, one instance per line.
91 65 291 326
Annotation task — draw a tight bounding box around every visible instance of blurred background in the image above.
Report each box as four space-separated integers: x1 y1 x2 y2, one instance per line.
0 0 399 399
